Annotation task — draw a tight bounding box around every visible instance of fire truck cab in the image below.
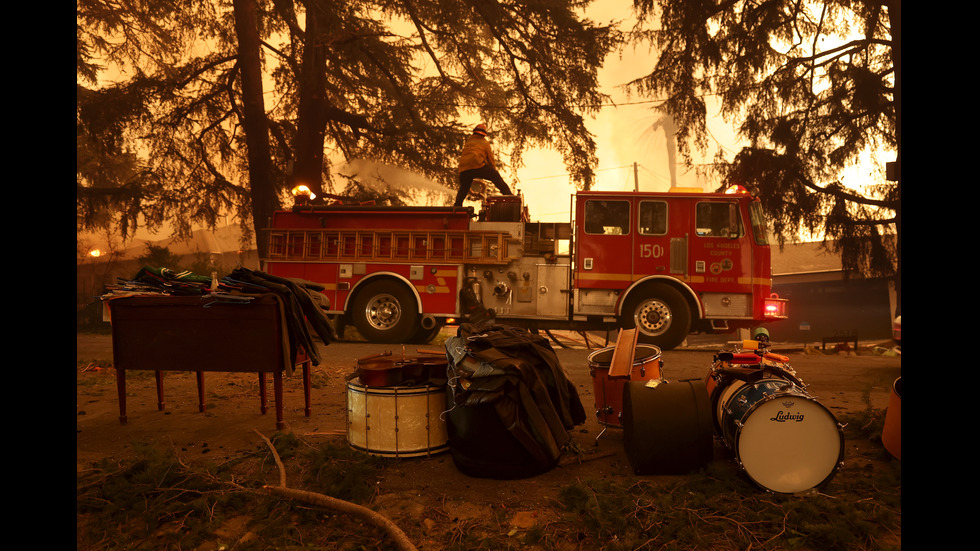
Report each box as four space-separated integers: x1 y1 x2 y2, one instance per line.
262 187 787 350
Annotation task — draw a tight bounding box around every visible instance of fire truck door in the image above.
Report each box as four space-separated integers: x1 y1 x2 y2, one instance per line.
633 199 678 278
690 200 752 294
576 198 633 289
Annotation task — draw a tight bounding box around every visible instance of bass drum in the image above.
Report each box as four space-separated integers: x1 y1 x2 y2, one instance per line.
719 378 844 494
346 379 449 458
621 379 713 475
589 344 663 427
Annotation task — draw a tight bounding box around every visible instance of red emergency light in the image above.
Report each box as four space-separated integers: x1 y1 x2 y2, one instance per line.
763 293 788 319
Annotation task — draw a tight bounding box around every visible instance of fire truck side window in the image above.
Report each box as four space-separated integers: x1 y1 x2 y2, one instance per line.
695 202 742 238
748 202 770 245
638 201 668 235
584 200 630 235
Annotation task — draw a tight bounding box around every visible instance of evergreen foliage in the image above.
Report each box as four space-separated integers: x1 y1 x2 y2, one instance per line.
627 0 900 283
77 0 622 243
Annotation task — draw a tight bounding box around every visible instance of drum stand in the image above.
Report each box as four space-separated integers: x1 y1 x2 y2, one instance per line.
594 329 638 444
594 407 617 444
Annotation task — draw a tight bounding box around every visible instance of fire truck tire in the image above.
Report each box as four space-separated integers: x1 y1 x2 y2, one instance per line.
621 285 691 351
352 280 420 344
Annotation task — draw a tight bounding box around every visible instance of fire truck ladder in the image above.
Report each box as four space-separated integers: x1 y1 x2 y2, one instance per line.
265 229 515 264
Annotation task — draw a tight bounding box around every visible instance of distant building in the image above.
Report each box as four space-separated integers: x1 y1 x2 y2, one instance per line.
767 241 897 346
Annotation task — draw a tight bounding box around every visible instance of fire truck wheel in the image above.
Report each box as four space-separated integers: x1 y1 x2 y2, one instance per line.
621 285 691 350
352 280 420 344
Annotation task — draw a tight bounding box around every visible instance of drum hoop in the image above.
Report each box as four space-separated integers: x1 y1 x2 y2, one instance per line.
347 380 444 396
347 441 449 458
588 344 662 368
729 380 817 419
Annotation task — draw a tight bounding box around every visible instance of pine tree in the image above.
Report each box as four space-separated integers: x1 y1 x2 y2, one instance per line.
626 0 900 305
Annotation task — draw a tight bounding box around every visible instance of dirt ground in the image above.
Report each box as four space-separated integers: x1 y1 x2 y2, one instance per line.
76 331 901 548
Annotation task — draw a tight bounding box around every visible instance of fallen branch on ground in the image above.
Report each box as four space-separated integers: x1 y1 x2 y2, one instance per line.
254 430 418 551
263 485 418 551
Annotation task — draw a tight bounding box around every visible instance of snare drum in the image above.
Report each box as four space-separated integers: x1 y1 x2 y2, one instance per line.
589 344 663 427
346 379 449 458
719 378 844 494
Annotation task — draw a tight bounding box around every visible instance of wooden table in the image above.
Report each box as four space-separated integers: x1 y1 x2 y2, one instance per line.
106 293 312 430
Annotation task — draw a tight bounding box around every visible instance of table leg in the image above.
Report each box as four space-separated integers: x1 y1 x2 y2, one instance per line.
155 371 165 410
197 371 206 412
116 368 128 424
259 372 268 414
274 369 284 431
303 360 312 417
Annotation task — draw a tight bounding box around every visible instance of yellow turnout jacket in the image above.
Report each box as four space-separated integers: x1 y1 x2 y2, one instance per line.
457 135 496 173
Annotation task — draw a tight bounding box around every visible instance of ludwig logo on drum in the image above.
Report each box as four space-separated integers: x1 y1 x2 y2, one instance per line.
771 410 805 422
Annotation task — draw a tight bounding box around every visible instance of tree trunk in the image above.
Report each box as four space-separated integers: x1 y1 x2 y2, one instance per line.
233 0 277 260
888 0 901 317
289 4 329 198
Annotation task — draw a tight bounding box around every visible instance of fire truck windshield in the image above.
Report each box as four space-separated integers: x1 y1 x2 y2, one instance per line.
748 202 770 245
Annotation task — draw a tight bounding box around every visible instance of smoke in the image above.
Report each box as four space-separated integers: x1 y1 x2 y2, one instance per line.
610 113 677 191
339 159 456 204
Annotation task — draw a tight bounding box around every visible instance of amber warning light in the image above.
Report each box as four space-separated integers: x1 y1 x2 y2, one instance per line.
291 185 317 205
763 293 788 319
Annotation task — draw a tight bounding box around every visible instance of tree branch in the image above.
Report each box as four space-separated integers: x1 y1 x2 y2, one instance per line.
788 38 890 70
254 430 417 551
798 176 896 210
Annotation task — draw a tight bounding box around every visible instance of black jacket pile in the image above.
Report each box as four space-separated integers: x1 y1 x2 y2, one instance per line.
444 322 586 478
226 267 336 366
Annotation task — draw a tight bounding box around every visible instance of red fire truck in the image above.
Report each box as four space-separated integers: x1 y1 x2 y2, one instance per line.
262 186 788 350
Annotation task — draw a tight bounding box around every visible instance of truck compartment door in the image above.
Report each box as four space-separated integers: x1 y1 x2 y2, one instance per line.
535 263 570 318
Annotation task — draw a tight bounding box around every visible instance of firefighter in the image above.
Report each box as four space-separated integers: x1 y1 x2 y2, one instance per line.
453 123 512 206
